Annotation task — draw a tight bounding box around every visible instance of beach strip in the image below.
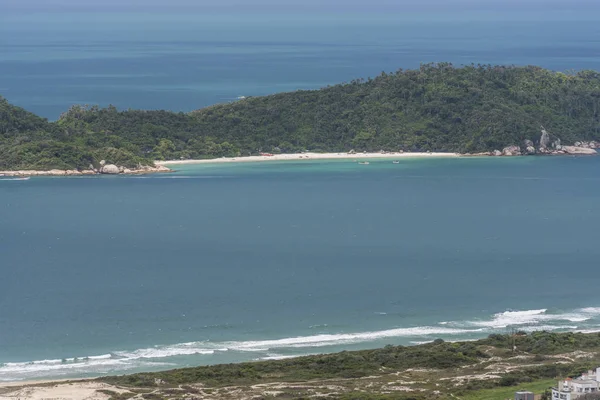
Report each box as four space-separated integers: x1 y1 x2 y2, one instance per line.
156 152 460 166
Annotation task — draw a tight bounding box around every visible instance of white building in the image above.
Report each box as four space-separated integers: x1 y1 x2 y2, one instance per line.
552 368 600 400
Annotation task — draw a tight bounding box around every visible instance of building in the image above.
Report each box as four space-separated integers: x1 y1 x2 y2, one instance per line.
515 391 535 400
552 368 600 400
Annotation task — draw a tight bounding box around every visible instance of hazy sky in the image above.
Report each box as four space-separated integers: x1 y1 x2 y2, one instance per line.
2 0 598 12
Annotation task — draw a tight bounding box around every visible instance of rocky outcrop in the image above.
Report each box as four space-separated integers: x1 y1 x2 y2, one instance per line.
0 164 172 177
100 164 120 174
574 141 599 149
135 164 171 173
523 139 536 155
535 127 596 155
502 145 521 156
562 146 598 155
539 127 551 151
552 138 562 150
492 150 502 156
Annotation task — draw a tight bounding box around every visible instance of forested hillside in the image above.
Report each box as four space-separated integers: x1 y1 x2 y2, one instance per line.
2 63 600 170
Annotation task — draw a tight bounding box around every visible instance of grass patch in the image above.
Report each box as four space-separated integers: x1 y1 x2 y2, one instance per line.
458 379 555 400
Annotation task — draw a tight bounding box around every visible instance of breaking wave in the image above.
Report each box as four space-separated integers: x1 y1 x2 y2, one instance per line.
2 306 599 381
458 307 600 329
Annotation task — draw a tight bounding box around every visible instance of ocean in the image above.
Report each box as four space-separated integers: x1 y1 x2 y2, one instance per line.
1 156 600 381
2 5 600 119
2 2 600 382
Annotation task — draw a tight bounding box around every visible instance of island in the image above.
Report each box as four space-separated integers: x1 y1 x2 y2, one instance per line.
1 63 599 175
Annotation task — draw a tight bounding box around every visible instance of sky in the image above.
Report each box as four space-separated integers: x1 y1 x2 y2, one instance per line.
2 0 598 12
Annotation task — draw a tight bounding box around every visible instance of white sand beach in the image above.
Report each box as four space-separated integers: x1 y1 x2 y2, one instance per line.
156 151 460 166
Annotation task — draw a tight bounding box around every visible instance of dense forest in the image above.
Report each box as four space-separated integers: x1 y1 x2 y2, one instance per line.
2 63 600 170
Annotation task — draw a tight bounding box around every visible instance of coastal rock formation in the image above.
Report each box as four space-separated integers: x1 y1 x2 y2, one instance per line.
552 138 562 150
492 150 502 156
502 145 521 156
523 139 536 155
574 141 599 149
136 164 171 173
100 164 120 174
562 146 598 155
0 164 172 177
539 128 551 151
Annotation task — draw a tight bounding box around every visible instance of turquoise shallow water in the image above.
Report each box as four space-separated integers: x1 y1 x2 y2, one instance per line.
1 156 600 381
2 6 600 119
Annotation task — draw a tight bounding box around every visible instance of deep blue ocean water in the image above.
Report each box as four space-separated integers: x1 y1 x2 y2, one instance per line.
1 156 600 381
2 6 600 119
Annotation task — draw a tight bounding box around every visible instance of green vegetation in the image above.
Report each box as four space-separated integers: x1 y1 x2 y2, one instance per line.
2 64 600 170
102 339 489 387
459 379 555 400
98 331 600 400
482 331 600 354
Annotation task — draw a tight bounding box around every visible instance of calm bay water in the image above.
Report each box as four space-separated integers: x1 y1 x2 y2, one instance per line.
2 6 600 119
1 157 600 381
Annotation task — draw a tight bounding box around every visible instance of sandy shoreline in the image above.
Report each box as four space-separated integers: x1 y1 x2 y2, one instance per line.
156 151 460 166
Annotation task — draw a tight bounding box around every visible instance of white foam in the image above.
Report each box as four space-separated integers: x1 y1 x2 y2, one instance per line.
518 325 579 332
88 354 113 360
464 307 600 329
259 354 300 361
115 343 216 360
222 326 483 352
575 328 600 334
580 307 600 314
0 357 175 379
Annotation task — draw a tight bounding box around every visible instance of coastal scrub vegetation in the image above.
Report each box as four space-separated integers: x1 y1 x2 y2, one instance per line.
2 63 600 170
103 339 490 387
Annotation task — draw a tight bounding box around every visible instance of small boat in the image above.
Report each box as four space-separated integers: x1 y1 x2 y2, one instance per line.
358 161 370 165
392 160 400 164
4 177 31 181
